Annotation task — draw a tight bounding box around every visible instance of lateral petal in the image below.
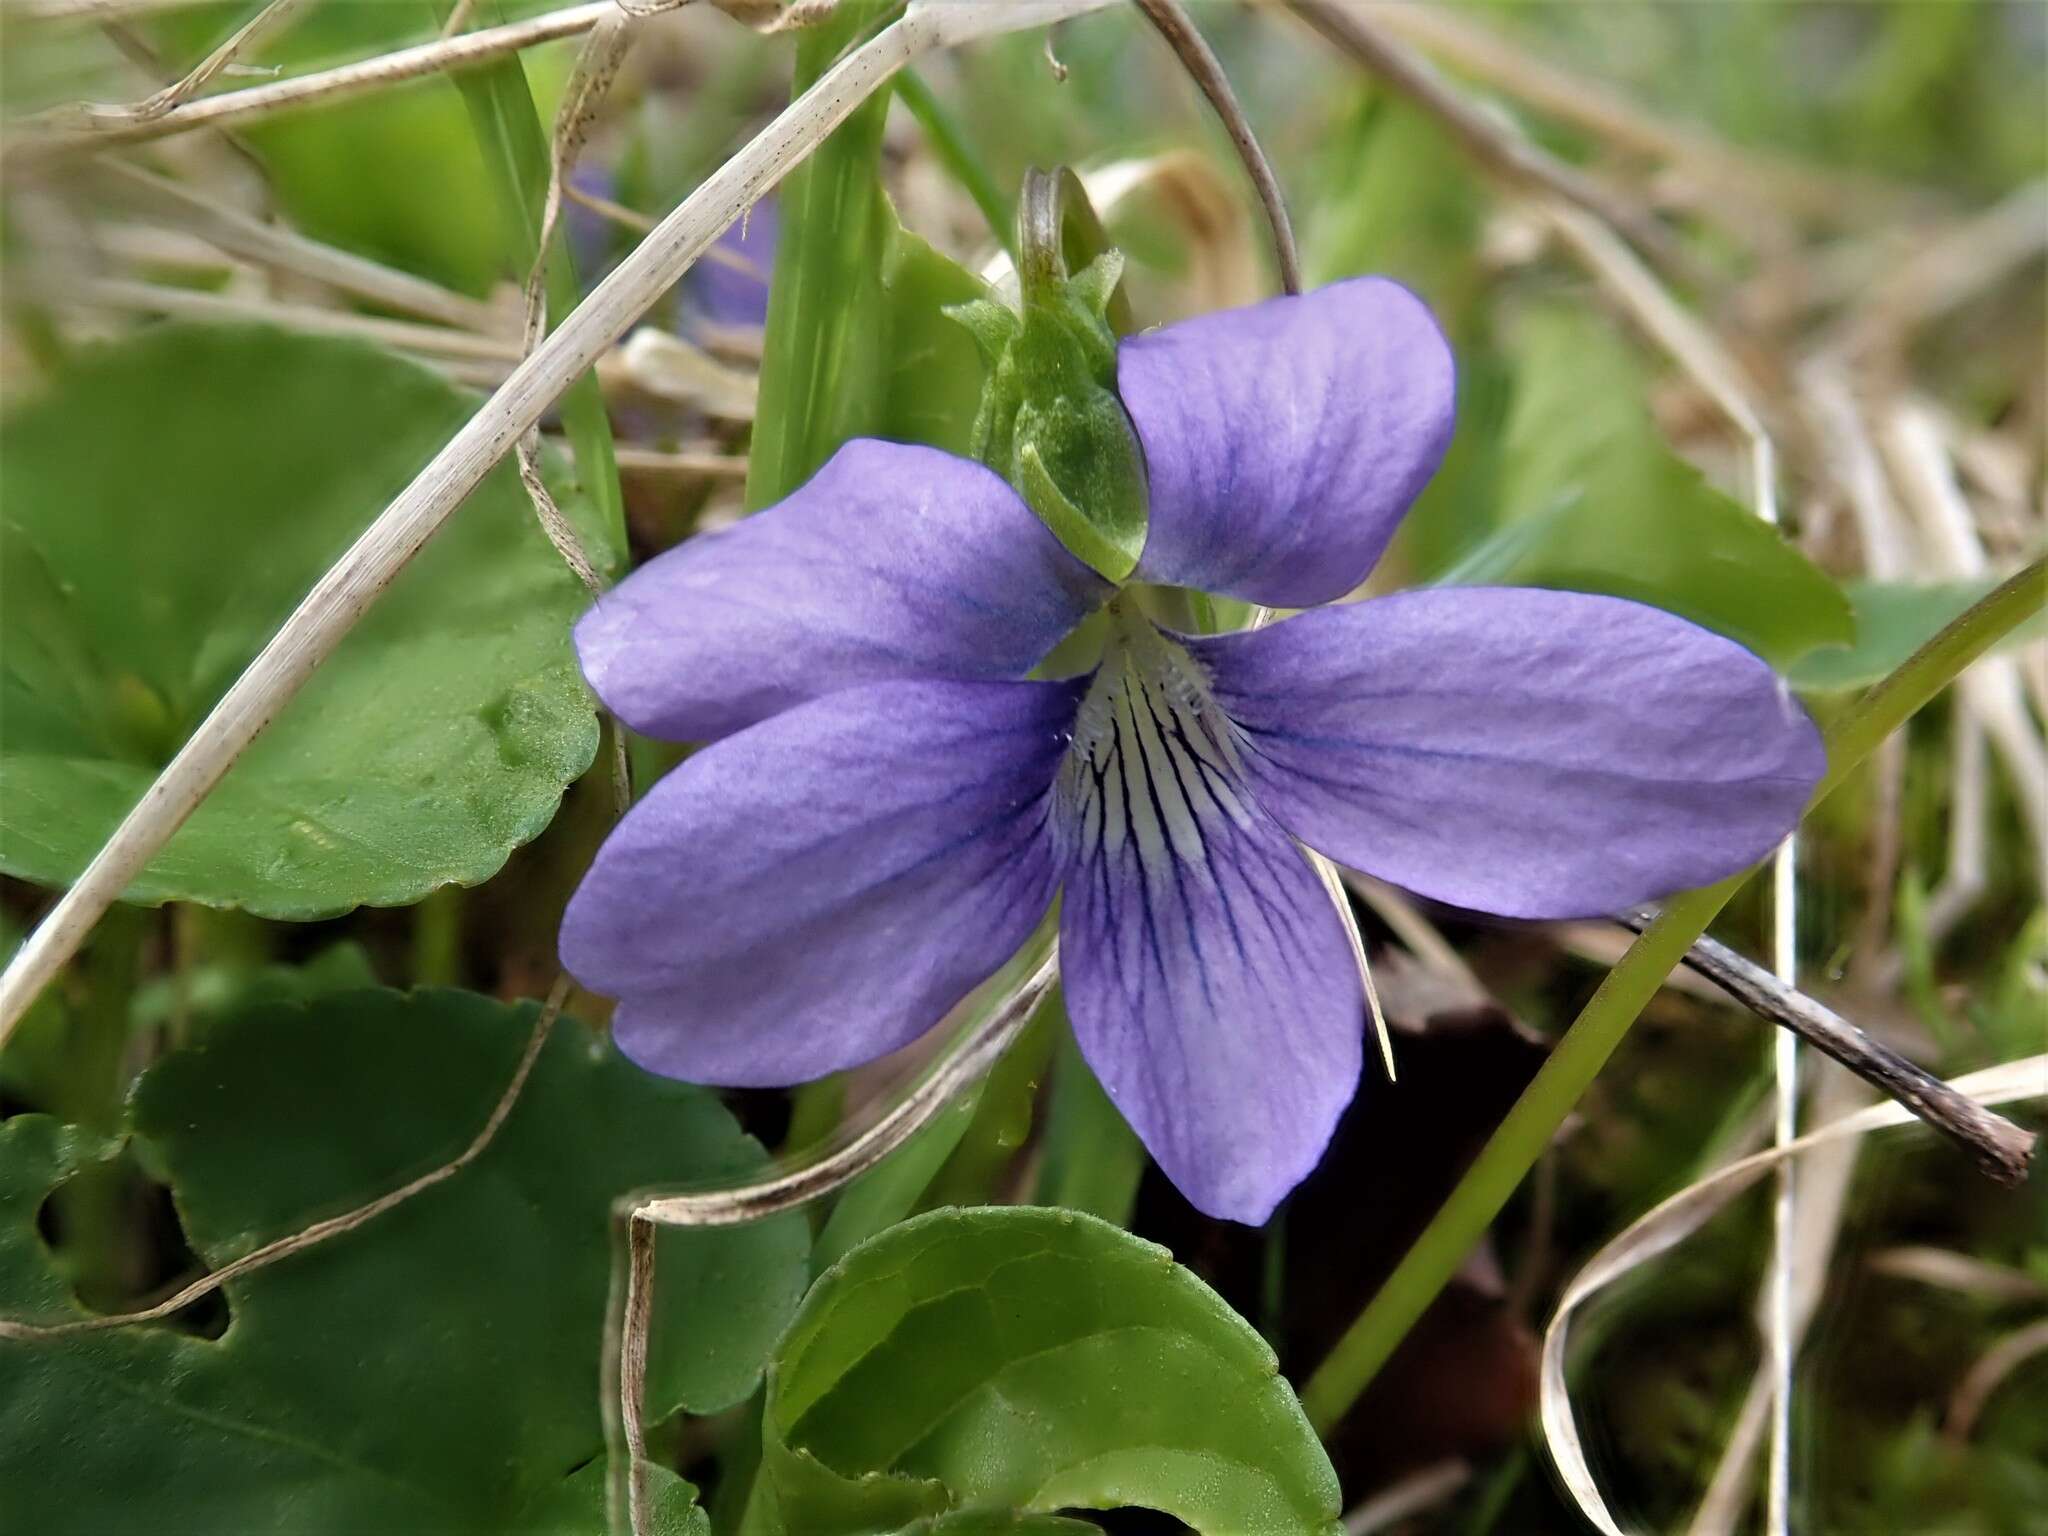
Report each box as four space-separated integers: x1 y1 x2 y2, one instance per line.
1189 588 1826 918
561 677 1082 1085
576 439 1109 743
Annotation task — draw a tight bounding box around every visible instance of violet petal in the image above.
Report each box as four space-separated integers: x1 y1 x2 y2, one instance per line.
576 439 1110 743
1188 587 1827 919
1118 276 1455 608
561 677 1081 1085
1052 636 1364 1224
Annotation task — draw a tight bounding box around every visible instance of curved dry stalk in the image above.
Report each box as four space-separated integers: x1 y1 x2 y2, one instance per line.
4 1 621 165
1357 1 1922 226
1129 0 1300 295
15 269 524 361
1541 1054 2048 1536
1342 1459 1471 1536
108 0 316 125
93 162 505 332
0 0 1120 1042
603 946 1060 1536
1870 1246 2048 1306
0 978 566 1343
1947 1318 2048 1442
511 3 638 780
1273 0 1697 287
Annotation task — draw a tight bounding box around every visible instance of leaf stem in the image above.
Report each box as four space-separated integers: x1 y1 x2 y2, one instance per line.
1298 557 2045 1435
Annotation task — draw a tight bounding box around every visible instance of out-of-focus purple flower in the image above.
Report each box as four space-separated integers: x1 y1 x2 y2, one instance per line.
686 198 776 332
565 163 620 289
560 278 1824 1224
565 170 773 335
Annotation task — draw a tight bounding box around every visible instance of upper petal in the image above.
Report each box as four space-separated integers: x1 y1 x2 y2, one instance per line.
1118 277 1455 608
576 439 1110 742
1052 622 1364 1224
1188 588 1826 919
560 677 1081 1086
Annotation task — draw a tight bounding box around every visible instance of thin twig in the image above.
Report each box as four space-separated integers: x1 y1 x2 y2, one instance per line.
1870 1246 2048 1306
1946 1318 2048 1442
510 3 637 771
611 444 749 480
1273 0 1697 286
565 177 656 234
0 978 567 1341
4 1 621 164
93 162 505 332
119 0 316 124
14 269 525 361
605 946 1060 1536
1359 1 1921 225
1688 1064 1872 1536
1617 914 2037 1185
1130 0 1299 294
1343 1459 1472 1536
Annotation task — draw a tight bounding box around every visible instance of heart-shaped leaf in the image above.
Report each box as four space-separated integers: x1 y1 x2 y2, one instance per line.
0 987 809 1534
749 1206 1343 1534
0 323 613 917
1790 577 2040 693
1439 304 1854 671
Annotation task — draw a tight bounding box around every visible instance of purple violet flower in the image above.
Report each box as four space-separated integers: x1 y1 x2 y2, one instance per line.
560 277 1825 1224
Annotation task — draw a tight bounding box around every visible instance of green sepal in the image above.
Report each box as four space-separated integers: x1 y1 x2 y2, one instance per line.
951 249 1148 583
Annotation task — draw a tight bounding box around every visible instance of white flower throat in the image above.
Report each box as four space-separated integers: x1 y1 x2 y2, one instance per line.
1057 601 1254 873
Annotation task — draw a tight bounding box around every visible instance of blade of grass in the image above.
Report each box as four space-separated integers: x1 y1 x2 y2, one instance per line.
744 0 900 510
895 66 1014 252
1298 558 2046 1435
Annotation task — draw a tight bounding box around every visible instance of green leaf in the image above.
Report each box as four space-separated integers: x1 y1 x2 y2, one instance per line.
877 214 996 459
1445 304 1854 670
0 323 613 916
0 987 809 1534
1303 96 1485 317
1790 577 2041 693
749 1207 1343 1534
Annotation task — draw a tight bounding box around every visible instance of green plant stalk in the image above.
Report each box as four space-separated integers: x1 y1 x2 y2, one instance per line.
1298 558 2045 1434
895 68 1014 252
47 905 146 1311
411 886 463 989
744 0 899 511
445 0 624 552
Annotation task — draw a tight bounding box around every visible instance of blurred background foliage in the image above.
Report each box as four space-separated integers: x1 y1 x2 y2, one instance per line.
0 2 2042 1532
